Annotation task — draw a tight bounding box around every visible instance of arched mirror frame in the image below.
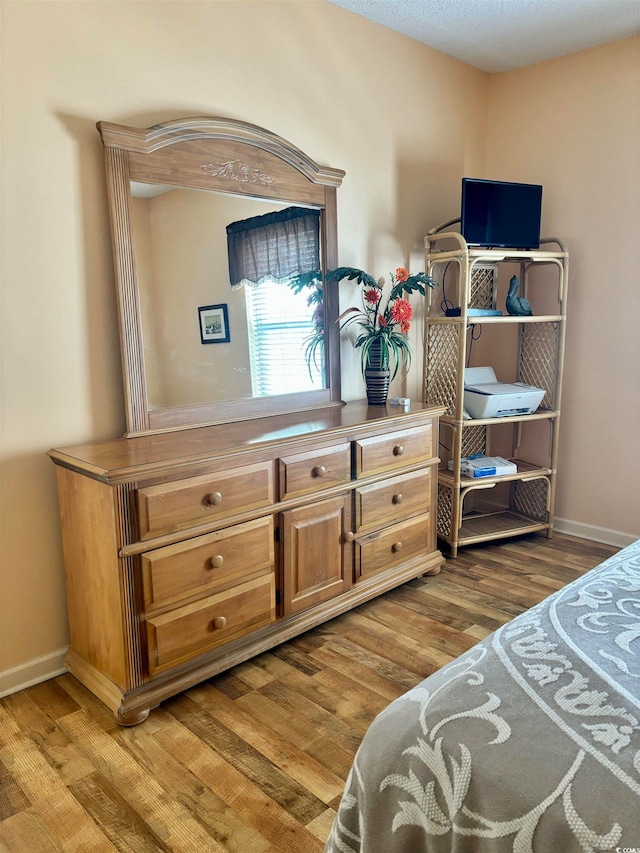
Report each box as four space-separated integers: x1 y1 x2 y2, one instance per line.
97 116 345 436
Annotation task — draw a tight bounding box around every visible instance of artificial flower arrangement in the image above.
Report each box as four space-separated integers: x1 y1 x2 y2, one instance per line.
326 266 437 379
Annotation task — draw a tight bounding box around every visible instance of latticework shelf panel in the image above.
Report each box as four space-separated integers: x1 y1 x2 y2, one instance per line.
461 425 488 458
469 264 497 310
437 484 453 538
425 324 461 415
510 477 550 522
518 322 560 410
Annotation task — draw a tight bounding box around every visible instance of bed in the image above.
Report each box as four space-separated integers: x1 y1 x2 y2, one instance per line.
325 539 640 852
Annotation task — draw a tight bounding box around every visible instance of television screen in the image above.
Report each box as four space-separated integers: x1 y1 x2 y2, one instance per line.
461 178 542 249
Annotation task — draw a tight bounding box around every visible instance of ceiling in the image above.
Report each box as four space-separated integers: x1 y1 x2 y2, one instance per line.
327 0 640 73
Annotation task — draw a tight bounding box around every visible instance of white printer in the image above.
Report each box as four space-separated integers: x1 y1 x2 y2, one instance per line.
464 367 545 419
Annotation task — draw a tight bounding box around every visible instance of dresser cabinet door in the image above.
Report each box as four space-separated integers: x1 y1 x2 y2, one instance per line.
281 495 352 617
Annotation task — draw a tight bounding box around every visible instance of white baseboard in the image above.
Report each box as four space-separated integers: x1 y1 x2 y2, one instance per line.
553 517 639 549
0 647 68 699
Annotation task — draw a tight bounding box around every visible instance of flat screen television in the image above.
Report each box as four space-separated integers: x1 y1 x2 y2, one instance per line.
461 178 543 249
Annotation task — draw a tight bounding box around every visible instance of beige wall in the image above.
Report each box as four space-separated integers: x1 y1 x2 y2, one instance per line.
2 2 636 691
484 36 640 541
0 0 488 687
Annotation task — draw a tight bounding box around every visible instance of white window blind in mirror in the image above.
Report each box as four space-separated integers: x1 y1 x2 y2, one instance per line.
245 279 324 396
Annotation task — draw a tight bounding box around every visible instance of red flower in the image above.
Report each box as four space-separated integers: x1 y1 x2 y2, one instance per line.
378 315 388 327
390 298 413 330
364 288 381 305
395 267 409 283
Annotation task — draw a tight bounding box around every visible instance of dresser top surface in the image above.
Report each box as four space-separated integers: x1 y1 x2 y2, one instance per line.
48 400 444 483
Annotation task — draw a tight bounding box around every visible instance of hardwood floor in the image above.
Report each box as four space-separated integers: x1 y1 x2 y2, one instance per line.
0 533 618 852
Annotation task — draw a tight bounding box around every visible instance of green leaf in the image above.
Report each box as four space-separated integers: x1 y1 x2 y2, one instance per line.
287 270 322 294
325 267 379 289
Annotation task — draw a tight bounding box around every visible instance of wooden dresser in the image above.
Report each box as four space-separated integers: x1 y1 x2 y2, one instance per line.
49 401 444 724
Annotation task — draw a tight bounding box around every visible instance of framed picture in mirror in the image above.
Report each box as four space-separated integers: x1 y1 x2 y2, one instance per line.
199 304 230 344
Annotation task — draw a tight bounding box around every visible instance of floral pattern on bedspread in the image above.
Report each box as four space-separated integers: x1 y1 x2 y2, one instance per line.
325 540 640 853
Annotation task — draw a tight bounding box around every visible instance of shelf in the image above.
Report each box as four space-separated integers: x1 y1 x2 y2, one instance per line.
426 314 563 325
426 241 567 264
425 230 567 556
429 249 567 263
440 410 558 427
438 459 552 489
455 510 550 547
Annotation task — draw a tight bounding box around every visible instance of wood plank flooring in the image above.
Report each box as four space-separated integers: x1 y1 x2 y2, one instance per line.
0 533 618 852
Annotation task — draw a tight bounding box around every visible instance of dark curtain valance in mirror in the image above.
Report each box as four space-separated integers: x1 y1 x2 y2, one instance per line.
227 206 321 289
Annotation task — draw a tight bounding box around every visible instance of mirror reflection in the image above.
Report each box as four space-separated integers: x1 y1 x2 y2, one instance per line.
129 183 325 411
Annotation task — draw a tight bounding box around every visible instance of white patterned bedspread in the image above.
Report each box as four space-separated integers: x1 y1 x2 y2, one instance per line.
325 540 640 853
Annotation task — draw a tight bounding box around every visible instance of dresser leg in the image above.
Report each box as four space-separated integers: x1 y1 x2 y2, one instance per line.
423 564 441 576
116 707 151 726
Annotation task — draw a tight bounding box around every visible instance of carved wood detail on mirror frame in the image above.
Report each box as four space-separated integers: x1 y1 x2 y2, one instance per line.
97 116 346 437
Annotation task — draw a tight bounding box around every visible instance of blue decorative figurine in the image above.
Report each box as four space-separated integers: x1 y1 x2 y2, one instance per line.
506 275 532 316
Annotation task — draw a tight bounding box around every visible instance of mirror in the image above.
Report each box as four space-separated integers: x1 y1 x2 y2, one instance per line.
130 186 325 409
98 117 345 436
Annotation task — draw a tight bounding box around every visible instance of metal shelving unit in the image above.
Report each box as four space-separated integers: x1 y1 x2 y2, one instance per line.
423 228 568 557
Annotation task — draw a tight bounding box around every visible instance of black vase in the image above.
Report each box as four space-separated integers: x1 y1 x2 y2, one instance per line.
364 338 390 405
364 366 390 405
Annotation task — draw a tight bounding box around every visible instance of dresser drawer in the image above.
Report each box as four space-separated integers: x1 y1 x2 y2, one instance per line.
137 460 274 539
278 443 351 501
355 468 431 532
355 512 432 580
146 574 275 674
141 516 274 610
354 424 434 478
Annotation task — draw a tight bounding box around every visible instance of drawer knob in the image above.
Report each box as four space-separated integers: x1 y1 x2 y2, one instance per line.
343 531 355 542
393 444 405 457
213 616 227 630
392 541 404 553
312 465 326 478
206 492 223 506
209 555 224 569
392 493 403 504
